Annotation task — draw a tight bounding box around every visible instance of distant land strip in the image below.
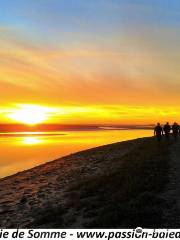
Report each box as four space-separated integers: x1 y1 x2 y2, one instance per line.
0 124 154 133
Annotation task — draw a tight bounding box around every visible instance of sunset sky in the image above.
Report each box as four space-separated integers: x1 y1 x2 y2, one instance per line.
0 0 180 125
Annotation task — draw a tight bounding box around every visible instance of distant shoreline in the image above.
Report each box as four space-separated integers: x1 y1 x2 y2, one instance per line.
0 127 153 135
0 132 66 137
0 123 154 133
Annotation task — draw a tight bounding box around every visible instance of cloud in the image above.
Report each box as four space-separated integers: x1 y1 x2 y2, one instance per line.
1 23 180 111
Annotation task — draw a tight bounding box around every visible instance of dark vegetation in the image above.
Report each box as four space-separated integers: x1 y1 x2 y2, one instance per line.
30 138 171 228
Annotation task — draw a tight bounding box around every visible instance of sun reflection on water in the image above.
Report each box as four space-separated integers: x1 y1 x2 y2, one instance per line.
0 130 153 177
23 136 42 145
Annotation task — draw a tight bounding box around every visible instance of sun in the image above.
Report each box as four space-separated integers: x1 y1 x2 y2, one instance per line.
7 104 49 125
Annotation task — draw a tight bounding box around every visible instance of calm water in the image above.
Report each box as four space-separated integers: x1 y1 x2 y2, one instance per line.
0 129 153 178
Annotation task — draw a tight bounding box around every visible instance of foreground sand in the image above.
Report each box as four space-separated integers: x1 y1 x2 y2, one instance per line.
0 136 179 228
0 139 137 228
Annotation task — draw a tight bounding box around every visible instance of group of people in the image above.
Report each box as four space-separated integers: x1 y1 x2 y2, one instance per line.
154 122 179 141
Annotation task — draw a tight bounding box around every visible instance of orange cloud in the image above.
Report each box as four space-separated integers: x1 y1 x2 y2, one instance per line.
1 26 180 125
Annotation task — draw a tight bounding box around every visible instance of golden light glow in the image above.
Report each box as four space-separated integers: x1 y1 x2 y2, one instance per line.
2 103 180 125
7 104 51 125
23 136 42 145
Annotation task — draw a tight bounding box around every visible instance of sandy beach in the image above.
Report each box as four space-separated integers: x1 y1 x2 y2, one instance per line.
0 136 179 228
1 0 179 230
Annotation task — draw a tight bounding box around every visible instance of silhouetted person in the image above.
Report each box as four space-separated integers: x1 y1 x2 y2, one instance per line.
163 122 171 140
172 122 179 140
154 123 163 142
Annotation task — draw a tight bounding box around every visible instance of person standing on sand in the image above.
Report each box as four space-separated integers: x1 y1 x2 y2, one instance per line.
163 122 171 140
172 122 179 140
154 123 163 142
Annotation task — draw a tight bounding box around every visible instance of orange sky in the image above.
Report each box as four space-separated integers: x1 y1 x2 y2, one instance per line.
0 1 180 125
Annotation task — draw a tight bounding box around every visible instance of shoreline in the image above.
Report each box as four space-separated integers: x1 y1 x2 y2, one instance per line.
0 129 153 179
1 136 152 180
0 136 175 228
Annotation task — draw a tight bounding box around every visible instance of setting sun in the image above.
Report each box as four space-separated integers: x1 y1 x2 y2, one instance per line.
7 104 49 125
